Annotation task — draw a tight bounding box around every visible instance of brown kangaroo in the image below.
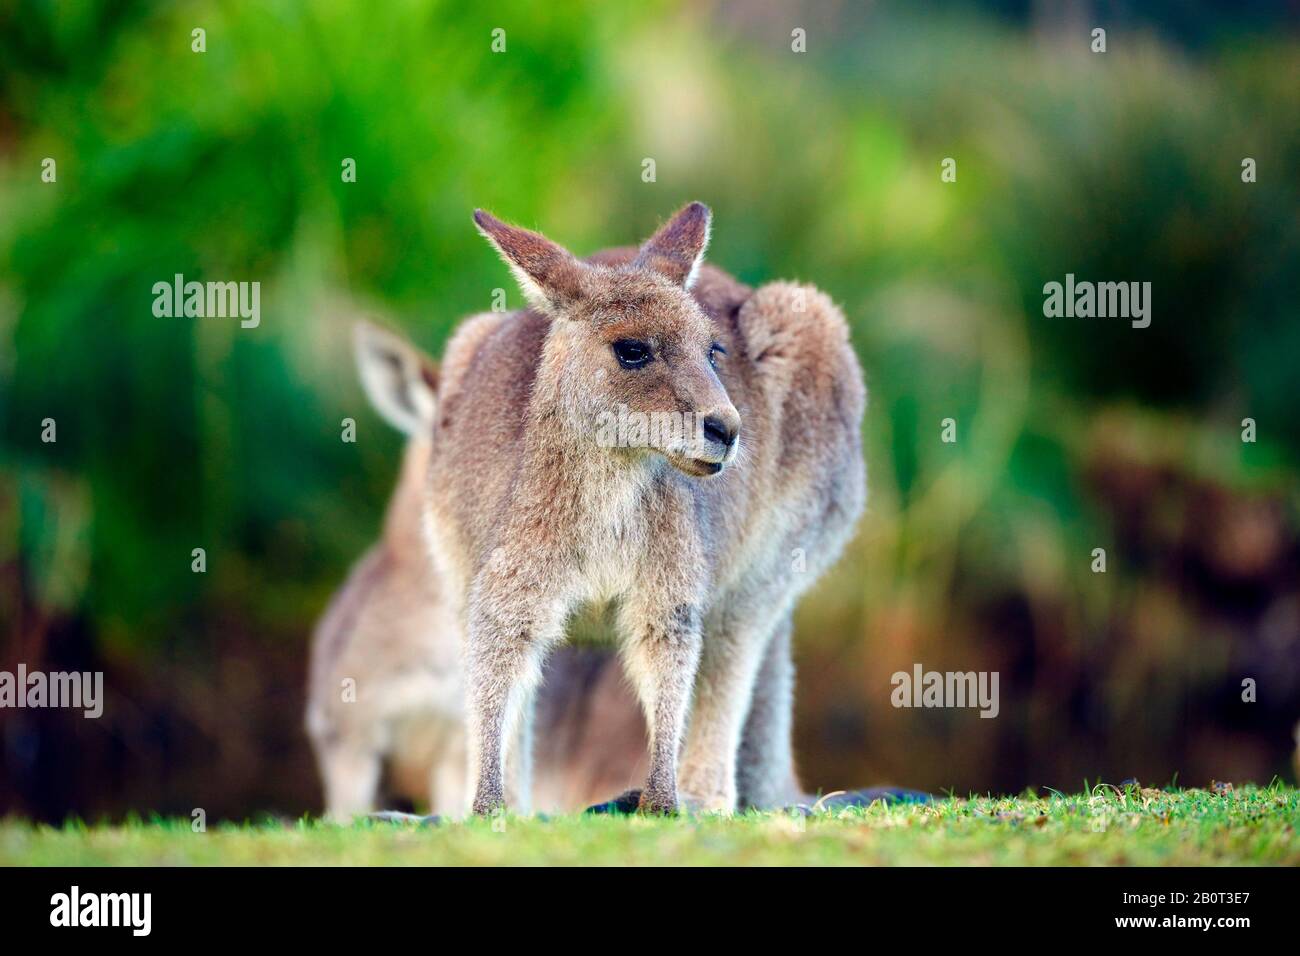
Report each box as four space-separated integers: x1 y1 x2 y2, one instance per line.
305 321 647 819
428 203 865 814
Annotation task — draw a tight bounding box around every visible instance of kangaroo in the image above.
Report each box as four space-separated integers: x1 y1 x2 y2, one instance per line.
428 202 866 814
305 321 648 819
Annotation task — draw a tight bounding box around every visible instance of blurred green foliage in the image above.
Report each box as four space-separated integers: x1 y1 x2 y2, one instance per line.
1 1 1297 816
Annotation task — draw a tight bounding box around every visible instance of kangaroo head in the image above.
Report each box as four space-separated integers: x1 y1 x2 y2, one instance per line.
473 202 740 478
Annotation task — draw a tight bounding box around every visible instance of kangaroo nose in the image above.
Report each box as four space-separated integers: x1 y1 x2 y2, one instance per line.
703 415 738 449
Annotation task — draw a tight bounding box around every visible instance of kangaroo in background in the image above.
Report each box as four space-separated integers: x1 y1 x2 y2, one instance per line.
430 202 866 814
305 322 647 819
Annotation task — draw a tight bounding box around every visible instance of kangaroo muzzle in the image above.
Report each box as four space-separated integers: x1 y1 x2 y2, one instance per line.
671 402 739 477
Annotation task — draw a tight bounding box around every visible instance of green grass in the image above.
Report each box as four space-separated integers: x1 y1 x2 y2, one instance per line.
4 785 1297 866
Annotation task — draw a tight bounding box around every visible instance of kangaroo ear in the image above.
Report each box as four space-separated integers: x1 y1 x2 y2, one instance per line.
473 210 587 312
634 202 712 289
354 320 439 438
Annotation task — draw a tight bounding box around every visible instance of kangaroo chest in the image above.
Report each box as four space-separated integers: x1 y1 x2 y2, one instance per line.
564 469 666 603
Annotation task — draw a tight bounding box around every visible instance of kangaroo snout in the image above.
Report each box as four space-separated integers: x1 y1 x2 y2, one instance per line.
702 413 738 450
679 404 740 477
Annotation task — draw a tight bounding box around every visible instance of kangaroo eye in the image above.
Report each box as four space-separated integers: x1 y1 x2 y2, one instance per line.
709 342 726 369
612 339 653 369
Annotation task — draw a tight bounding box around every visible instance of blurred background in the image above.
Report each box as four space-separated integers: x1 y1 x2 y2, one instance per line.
2 0 1298 822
